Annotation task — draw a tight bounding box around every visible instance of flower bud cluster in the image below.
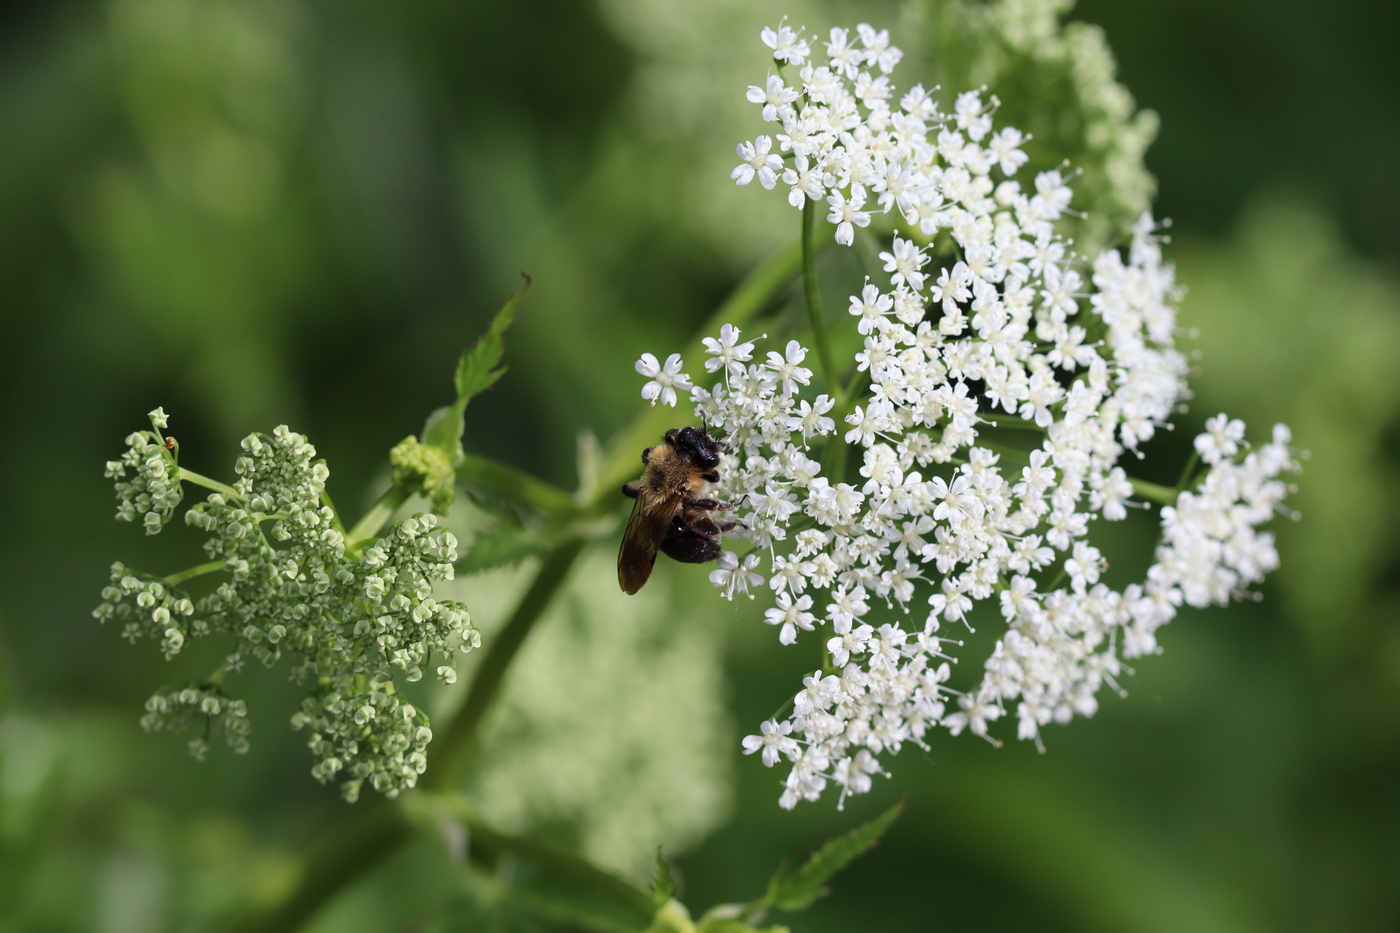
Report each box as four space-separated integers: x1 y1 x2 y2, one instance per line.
631 22 1301 809
94 565 198 658
97 420 479 800
103 407 182 534
140 685 250 759
291 675 433 803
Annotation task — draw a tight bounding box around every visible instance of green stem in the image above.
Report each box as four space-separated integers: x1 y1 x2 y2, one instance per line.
162 560 223 587
408 793 655 928
981 414 1045 432
1130 477 1178 506
965 439 1034 466
802 197 841 405
457 453 576 517
177 467 240 500
423 536 588 790
1173 448 1201 499
345 485 411 550
817 369 873 484
319 488 346 533
229 801 412 933
823 431 851 486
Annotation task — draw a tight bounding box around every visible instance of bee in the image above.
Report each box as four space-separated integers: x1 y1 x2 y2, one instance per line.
617 421 743 595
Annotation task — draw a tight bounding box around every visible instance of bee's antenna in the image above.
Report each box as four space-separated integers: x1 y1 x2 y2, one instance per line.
698 408 710 434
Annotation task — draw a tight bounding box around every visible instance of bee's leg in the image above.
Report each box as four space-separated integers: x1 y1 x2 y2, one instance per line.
663 428 681 445
700 469 720 483
641 446 655 465
690 493 749 513
621 481 640 499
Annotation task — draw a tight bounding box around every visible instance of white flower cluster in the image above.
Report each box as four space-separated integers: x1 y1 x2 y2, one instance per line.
140 685 251 760
632 22 1299 809
103 407 183 534
96 419 480 801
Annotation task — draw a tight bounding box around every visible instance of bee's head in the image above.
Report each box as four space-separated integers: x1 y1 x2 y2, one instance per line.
674 423 722 469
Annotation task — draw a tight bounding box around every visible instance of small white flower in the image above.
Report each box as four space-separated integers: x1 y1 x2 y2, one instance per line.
1195 413 1247 464
765 339 813 395
710 550 764 598
731 136 784 190
760 17 811 66
764 591 816 645
634 352 692 407
746 73 800 123
742 718 800 766
826 186 872 246
702 323 758 375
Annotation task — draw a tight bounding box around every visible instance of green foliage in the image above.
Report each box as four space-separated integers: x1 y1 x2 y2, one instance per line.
653 849 678 907
454 494 553 574
760 801 904 913
453 274 532 410
917 0 1158 252
423 276 533 464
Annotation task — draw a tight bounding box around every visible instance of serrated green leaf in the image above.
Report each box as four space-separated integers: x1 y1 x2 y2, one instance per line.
457 519 549 574
471 820 655 933
455 273 531 404
421 276 531 464
764 799 904 912
653 848 677 907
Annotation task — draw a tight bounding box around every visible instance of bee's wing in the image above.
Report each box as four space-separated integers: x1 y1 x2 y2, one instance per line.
617 488 683 595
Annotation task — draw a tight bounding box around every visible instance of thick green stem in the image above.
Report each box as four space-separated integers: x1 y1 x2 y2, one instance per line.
345 485 411 550
457 452 576 517
177 467 241 500
162 560 223 587
802 197 841 405
229 801 412 933
1130 477 1178 506
423 536 588 790
407 793 655 928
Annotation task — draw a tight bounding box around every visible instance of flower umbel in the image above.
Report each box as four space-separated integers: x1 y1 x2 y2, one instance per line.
96 417 480 801
629 21 1302 810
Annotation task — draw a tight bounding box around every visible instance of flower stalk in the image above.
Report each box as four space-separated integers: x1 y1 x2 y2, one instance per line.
802 197 841 405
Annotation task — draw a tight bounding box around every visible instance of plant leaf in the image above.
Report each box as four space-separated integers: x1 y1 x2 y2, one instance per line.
422 274 531 462
457 520 549 574
653 848 677 907
455 273 531 405
469 816 655 933
763 799 904 913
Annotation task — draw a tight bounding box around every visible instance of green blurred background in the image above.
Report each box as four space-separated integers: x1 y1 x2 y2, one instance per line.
2 0 1398 930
